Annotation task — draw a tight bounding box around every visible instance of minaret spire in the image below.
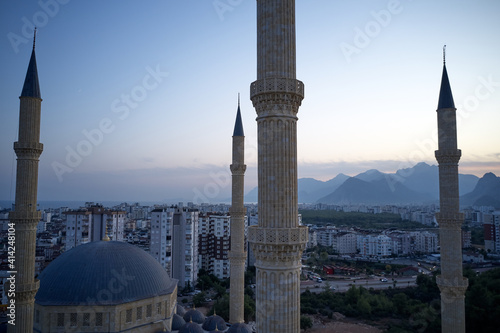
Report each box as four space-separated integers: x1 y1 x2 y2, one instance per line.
434 49 468 333
229 95 247 323
443 44 446 64
33 27 37 50
8 35 44 333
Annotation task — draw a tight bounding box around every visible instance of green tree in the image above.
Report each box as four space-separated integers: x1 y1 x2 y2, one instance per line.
300 315 313 330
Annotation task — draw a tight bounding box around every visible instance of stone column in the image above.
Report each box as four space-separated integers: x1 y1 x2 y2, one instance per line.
248 1 308 332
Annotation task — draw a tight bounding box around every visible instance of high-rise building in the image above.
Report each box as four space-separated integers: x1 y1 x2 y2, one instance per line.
198 213 232 279
64 204 125 251
247 1 308 332
151 205 199 289
8 31 43 333
484 212 500 253
434 49 468 333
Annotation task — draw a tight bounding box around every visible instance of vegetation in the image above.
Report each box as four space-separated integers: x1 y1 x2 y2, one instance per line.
299 209 427 230
300 267 500 332
196 268 256 322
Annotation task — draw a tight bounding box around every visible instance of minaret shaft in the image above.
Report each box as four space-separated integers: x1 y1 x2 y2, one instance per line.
435 63 467 333
229 127 247 323
8 45 43 333
249 1 307 332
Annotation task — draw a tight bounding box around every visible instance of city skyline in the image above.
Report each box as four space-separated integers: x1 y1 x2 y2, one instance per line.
1 0 500 202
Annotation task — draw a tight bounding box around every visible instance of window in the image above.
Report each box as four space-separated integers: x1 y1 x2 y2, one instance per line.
126 309 132 323
83 313 90 326
96 313 103 327
146 304 152 318
57 313 64 327
35 310 40 323
156 302 162 315
137 306 142 320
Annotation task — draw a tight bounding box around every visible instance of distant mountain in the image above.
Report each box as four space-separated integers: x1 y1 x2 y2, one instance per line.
317 177 430 205
245 162 484 205
392 162 478 199
245 173 350 203
298 174 350 203
461 173 500 208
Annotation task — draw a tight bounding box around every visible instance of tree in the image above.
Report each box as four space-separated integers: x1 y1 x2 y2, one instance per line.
192 291 206 307
300 315 313 330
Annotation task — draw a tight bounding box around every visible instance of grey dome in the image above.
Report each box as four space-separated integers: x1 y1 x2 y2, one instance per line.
202 314 227 331
183 309 205 324
178 322 204 333
36 241 177 306
227 323 252 333
172 313 186 330
177 304 187 316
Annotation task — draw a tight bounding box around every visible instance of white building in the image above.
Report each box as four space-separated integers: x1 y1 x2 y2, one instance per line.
64 204 125 251
357 234 392 257
412 231 439 253
150 204 199 289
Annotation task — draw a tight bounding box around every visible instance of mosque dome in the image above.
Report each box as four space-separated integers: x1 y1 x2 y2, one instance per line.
178 322 204 333
177 304 187 316
202 314 227 331
183 308 206 324
172 313 187 330
227 323 252 333
35 241 177 306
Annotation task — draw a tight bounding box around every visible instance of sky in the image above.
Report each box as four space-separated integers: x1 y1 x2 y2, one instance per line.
1 0 499 203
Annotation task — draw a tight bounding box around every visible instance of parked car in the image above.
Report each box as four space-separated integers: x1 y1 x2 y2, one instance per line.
380 278 388 282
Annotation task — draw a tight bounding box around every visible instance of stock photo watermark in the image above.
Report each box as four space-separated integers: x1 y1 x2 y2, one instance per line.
213 0 244 21
51 65 169 182
339 0 407 64
7 0 71 53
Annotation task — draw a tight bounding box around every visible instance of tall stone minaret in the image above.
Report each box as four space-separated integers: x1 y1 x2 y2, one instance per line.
435 47 468 333
8 30 43 333
248 1 308 332
229 96 247 324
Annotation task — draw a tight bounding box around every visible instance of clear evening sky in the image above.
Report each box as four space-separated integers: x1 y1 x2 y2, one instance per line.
1 0 499 203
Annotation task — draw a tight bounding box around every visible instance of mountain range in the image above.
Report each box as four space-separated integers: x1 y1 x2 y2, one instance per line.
245 162 500 208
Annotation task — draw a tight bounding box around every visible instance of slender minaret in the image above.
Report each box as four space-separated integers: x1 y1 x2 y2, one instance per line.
435 46 468 333
248 1 308 332
229 95 247 323
8 29 43 333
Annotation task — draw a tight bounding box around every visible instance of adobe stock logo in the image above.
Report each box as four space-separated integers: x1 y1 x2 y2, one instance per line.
7 0 72 53
339 0 406 63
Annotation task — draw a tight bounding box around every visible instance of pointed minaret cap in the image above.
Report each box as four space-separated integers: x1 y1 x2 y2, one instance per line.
21 28 41 99
437 45 455 110
233 93 244 136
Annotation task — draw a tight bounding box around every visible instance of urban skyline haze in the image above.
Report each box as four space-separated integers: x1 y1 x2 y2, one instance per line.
1 0 499 202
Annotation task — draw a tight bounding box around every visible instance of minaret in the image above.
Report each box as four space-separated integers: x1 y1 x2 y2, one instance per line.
247 1 308 332
229 95 247 323
435 46 468 333
8 29 43 333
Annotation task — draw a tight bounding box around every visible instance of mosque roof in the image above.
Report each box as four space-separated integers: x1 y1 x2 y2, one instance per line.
183 308 206 324
178 322 204 333
202 314 227 331
35 241 177 306
437 64 455 109
21 48 41 99
172 313 187 330
227 323 252 333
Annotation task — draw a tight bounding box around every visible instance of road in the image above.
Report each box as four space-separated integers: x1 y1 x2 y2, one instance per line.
301 276 417 293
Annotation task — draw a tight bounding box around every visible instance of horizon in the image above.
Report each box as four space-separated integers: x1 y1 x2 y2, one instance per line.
1 1 499 203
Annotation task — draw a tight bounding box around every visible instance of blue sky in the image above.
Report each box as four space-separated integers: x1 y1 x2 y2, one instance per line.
1 0 499 203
